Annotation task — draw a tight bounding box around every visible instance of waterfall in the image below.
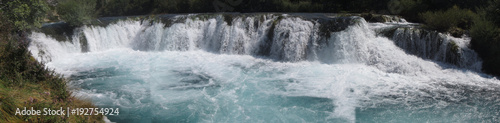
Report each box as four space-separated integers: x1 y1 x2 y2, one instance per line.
390 27 482 70
30 14 481 70
27 13 500 123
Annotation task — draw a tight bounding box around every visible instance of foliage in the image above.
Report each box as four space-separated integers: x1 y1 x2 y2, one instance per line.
469 18 500 76
151 0 190 14
0 13 13 36
420 6 478 32
44 0 491 18
0 0 48 31
396 0 428 21
56 0 97 26
0 1 103 122
0 27 104 123
485 0 500 26
98 0 153 16
388 0 426 14
274 0 323 12
0 31 69 99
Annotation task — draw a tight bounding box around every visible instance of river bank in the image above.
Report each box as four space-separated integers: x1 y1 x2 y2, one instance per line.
0 12 104 122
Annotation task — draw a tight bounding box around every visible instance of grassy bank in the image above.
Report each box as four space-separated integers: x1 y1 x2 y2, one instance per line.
0 0 103 122
0 21 104 123
0 34 104 122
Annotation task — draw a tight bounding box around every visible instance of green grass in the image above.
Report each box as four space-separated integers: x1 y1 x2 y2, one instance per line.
0 79 104 122
0 38 104 122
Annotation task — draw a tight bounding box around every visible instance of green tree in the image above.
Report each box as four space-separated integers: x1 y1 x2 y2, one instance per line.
0 0 48 31
56 0 97 26
98 0 154 16
420 6 477 32
485 0 500 26
470 4 500 76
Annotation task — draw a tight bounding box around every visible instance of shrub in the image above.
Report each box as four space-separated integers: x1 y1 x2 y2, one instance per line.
274 0 323 12
56 0 97 26
151 0 187 13
420 6 478 32
470 19 498 56
470 18 500 76
387 0 427 22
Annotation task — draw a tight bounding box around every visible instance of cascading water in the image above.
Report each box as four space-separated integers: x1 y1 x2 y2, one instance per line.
29 13 500 123
388 27 482 70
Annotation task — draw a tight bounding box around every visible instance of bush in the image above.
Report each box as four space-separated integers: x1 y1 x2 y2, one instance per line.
0 34 70 100
0 1 70 99
387 0 428 22
420 6 478 32
151 0 188 13
470 19 498 56
470 18 500 76
274 0 323 12
56 0 97 26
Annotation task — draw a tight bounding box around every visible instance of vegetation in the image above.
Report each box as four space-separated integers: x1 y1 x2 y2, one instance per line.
0 0 103 122
56 0 97 26
1 0 48 31
465 0 500 76
420 6 477 33
413 0 500 76
470 18 500 75
485 0 500 26
49 0 489 23
274 0 323 12
97 0 153 16
412 0 500 76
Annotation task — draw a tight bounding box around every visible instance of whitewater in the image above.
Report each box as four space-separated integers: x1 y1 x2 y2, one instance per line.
28 14 500 122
